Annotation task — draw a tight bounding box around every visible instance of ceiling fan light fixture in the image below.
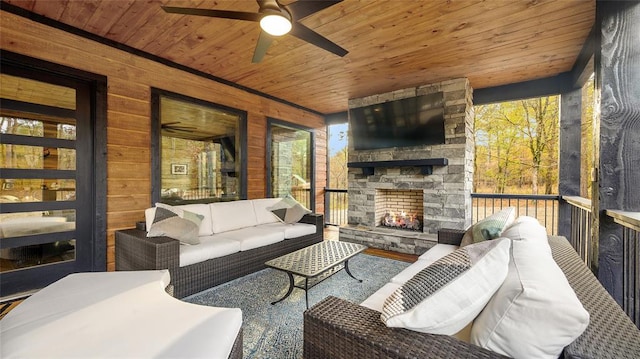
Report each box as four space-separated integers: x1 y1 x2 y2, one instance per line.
260 11 292 36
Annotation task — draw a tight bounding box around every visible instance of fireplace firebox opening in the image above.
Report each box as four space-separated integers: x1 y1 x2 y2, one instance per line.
375 189 424 232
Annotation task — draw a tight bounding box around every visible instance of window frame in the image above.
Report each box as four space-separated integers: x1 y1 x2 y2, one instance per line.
150 88 248 205
266 118 315 211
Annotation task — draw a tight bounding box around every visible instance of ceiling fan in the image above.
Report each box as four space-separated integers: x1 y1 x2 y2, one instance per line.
162 0 348 63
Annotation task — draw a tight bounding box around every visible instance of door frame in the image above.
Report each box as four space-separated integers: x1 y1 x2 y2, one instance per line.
0 51 107 296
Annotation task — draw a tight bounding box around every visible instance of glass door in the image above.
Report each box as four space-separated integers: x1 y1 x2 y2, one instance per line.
268 120 314 210
0 66 96 297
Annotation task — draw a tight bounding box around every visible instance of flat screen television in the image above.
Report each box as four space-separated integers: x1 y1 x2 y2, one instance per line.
349 92 445 150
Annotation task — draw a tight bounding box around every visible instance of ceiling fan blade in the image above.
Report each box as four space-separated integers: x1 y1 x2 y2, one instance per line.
289 22 347 57
162 6 262 22
252 31 274 63
286 0 343 20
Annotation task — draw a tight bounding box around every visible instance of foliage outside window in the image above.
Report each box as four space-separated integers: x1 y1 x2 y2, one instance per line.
159 95 243 204
474 96 560 194
328 123 348 189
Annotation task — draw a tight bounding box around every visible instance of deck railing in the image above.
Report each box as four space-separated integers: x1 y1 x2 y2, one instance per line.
471 193 560 235
605 209 640 328
324 188 348 226
290 187 311 209
564 196 593 269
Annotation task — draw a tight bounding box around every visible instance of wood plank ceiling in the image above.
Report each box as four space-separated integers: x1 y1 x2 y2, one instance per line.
3 0 595 115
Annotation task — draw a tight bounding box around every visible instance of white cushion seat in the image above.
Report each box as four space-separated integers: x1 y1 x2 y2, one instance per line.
218 226 285 251
262 222 317 239
180 236 242 267
0 270 242 359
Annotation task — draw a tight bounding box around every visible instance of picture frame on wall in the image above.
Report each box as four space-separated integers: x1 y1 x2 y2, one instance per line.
171 164 188 175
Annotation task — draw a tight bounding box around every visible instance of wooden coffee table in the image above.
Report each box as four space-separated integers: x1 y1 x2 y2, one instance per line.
265 240 367 309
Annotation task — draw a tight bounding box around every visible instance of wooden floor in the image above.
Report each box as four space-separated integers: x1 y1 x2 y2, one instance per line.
1 227 418 317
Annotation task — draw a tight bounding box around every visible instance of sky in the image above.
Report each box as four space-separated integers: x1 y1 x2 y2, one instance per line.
328 123 348 157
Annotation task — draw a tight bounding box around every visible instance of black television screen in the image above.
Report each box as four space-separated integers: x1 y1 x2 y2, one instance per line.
349 92 445 150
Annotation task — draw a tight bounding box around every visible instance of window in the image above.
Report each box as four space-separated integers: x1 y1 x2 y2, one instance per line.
268 120 314 209
152 90 247 204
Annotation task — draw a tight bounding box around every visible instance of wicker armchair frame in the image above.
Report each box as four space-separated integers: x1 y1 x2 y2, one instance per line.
303 229 640 359
115 213 324 299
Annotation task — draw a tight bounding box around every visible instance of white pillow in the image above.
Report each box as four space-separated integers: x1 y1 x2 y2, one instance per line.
470 238 590 358
381 238 511 335
501 216 551 253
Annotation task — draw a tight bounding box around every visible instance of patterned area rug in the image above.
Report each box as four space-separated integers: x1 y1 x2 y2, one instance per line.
184 253 410 359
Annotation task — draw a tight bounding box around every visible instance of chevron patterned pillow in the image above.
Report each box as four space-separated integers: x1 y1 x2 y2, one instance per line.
381 238 511 335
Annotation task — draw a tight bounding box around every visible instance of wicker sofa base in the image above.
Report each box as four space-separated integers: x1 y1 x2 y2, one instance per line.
115 214 323 298
304 233 640 359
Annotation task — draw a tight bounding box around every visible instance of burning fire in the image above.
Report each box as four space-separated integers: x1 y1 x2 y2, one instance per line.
381 211 422 231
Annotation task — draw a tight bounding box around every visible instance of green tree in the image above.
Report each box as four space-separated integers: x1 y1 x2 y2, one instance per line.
329 147 348 188
581 74 595 199
474 96 560 194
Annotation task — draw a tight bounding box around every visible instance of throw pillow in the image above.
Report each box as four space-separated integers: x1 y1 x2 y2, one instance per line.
267 195 311 224
155 203 204 227
147 206 201 245
381 238 511 335
470 237 590 359
460 207 516 247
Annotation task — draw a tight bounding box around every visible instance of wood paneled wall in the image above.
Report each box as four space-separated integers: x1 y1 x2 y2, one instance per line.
0 11 327 271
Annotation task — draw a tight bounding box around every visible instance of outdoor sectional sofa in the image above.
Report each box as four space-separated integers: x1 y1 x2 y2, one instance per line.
304 217 640 359
115 198 323 298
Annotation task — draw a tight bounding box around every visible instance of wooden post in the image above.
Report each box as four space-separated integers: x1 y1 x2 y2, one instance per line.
558 88 582 239
594 0 640 304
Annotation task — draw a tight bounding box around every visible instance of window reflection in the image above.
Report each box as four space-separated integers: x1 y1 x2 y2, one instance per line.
159 96 242 204
0 240 76 273
270 123 313 209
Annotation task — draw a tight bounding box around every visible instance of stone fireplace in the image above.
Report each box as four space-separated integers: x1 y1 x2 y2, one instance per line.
339 78 474 255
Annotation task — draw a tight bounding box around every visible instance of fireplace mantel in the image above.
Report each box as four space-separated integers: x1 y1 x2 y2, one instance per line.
347 158 448 175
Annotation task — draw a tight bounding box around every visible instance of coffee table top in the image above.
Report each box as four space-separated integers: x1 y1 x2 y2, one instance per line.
265 240 367 278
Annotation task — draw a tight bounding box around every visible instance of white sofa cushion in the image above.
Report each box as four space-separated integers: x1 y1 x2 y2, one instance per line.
381 238 511 335
391 244 458 284
220 226 285 251
470 237 590 359
209 200 259 233
145 203 213 237
179 235 242 267
252 198 282 225
0 270 242 359
262 222 317 239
